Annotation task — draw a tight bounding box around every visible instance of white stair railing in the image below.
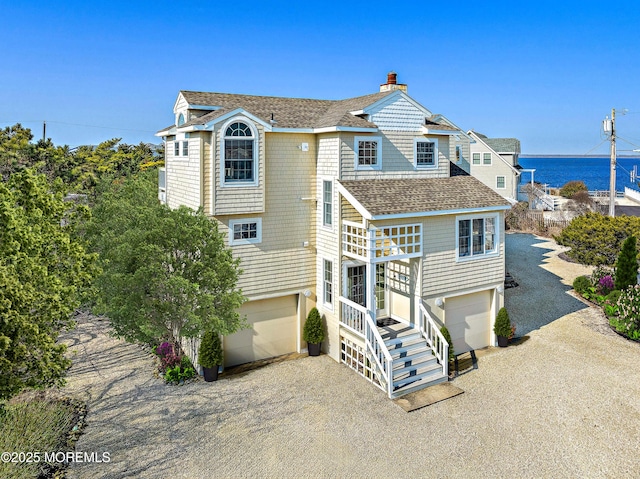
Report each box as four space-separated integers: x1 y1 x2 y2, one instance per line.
364 311 393 397
418 303 449 378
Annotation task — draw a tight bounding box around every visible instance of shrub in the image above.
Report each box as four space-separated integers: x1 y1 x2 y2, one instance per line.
164 365 196 383
493 307 512 337
615 236 639 291
160 352 182 372
613 285 640 340
198 330 223 368
606 289 622 305
559 180 588 198
571 190 592 205
303 307 325 344
572 275 592 294
555 212 640 266
505 201 530 231
440 326 455 362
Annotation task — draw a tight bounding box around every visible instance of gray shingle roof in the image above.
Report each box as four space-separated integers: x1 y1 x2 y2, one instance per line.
161 90 453 133
175 91 395 130
339 176 510 217
483 138 521 154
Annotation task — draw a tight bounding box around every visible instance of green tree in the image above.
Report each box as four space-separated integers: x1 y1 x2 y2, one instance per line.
88 171 246 346
615 236 639 291
0 169 96 400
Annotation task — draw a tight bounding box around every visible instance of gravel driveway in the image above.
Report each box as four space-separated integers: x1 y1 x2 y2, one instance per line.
62 234 640 478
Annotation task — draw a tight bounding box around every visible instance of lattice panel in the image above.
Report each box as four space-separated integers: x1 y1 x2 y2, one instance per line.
373 224 421 259
340 336 383 389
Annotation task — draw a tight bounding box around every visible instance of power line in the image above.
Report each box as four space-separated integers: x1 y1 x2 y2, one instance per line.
0 120 157 134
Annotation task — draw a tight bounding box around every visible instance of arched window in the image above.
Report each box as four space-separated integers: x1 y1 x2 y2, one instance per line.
177 113 185 126
223 121 255 184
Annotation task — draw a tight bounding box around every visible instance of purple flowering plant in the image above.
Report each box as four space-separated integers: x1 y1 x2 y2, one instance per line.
156 342 173 357
598 275 614 294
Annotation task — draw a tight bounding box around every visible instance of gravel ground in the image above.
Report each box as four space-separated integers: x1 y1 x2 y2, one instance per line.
62 234 640 479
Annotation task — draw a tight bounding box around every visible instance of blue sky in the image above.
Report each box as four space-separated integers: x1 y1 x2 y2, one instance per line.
2 1 640 154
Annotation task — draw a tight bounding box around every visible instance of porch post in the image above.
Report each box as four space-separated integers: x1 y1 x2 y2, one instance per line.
366 226 376 323
413 258 423 329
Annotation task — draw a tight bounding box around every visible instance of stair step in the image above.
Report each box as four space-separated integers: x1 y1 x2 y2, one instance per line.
391 373 449 398
392 349 434 368
384 332 422 347
393 360 440 379
393 367 444 390
389 342 430 358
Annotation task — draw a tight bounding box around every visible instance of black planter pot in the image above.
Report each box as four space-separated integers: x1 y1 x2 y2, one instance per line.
497 336 509 348
307 342 321 356
202 366 219 382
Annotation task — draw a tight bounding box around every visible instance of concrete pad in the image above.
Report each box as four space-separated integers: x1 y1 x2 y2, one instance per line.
393 382 464 412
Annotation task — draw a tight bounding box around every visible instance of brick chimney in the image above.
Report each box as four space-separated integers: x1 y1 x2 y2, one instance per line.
380 71 407 93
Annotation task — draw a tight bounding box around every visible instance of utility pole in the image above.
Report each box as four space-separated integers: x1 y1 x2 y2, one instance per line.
42 121 46 142
604 109 616 217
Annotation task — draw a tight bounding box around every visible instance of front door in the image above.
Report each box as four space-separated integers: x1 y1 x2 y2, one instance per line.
346 263 388 317
375 263 388 318
346 265 366 306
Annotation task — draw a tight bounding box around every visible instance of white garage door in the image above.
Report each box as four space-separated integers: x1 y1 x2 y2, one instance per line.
224 295 298 367
445 291 491 354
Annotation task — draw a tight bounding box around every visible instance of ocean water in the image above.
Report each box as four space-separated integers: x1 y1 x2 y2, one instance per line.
518 156 640 192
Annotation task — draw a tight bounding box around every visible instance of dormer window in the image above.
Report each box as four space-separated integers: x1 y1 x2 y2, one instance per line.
222 120 257 186
177 113 185 126
354 136 382 171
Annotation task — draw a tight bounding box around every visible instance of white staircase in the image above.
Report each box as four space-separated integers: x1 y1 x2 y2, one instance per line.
380 324 448 398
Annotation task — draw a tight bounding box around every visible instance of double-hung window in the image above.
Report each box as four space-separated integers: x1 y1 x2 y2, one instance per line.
174 141 180 157
354 136 382 170
414 138 438 169
323 259 333 306
182 141 188 157
496 176 506 189
483 153 492 165
229 218 262 245
223 121 256 185
323 180 332 226
457 215 498 259
472 153 481 165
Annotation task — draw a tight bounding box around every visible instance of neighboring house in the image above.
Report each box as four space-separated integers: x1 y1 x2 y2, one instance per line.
467 131 522 203
156 73 510 398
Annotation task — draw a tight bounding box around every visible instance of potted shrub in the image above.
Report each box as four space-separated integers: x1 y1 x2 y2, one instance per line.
198 330 223 382
494 307 512 347
303 307 324 356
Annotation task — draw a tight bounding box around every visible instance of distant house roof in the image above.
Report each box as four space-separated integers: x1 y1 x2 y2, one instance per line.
483 137 521 154
338 176 510 219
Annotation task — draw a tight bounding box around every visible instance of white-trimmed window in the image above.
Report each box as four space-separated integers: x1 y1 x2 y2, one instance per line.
457 214 498 259
229 218 262 245
177 113 185 126
483 153 492 165
496 176 506 189
472 153 481 165
182 141 188 157
323 180 332 226
222 120 257 185
354 136 382 170
323 259 333 306
414 138 438 169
